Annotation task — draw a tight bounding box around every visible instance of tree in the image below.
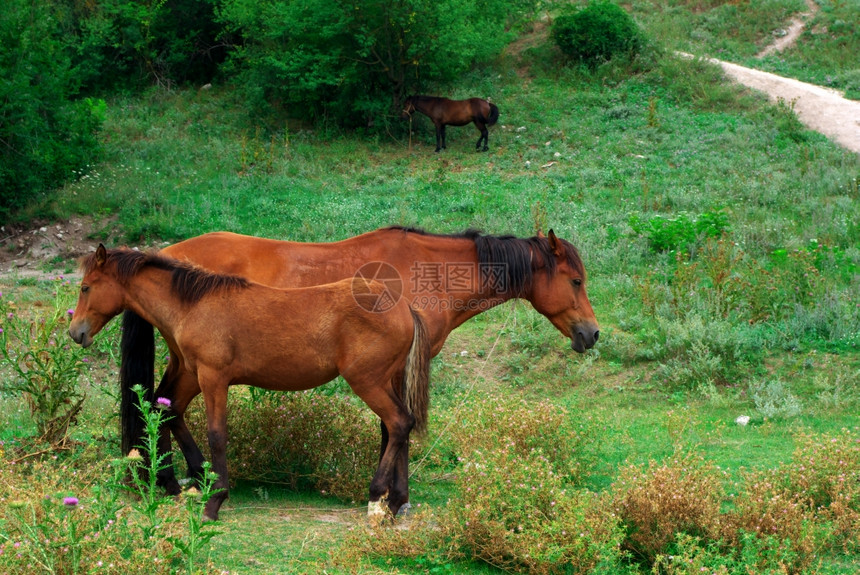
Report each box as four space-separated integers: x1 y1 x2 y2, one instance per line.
216 0 537 128
0 0 104 219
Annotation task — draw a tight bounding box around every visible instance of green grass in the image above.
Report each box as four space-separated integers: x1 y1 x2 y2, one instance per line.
3 7 860 574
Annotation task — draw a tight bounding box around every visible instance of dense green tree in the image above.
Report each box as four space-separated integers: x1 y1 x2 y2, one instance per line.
0 0 104 220
216 0 538 128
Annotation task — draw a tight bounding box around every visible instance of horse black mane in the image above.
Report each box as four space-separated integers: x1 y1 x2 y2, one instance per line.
384 226 584 296
83 248 249 304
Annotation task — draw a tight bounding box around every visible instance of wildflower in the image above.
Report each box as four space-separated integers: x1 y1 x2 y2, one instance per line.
156 397 171 410
126 449 143 461
63 497 79 508
67 309 74 316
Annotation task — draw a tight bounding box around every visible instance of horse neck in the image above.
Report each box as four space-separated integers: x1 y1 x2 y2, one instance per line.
411 97 436 115
398 232 525 334
117 267 186 342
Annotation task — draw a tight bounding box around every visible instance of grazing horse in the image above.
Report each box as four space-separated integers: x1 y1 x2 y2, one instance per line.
121 227 599 500
69 245 430 521
400 95 499 152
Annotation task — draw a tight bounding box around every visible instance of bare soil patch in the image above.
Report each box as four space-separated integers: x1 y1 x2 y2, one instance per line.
0 215 125 278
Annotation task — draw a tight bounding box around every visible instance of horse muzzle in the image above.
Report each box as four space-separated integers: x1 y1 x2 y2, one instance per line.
570 324 599 353
68 321 94 348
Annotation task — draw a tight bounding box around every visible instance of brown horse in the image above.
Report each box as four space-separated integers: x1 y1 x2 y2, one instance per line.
122 227 598 499
70 245 430 521
400 95 499 152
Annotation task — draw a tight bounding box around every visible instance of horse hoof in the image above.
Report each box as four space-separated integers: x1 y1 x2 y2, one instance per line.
396 502 412 517
202 513 218 523
368 500 388 526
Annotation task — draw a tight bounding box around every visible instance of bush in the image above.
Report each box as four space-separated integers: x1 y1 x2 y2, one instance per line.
552 2 643 66
0 0 104 219
187 388 379 502
612 452 724 563
444 447 624 574
216 0 539 128
0 279 87 446
440 394 598 485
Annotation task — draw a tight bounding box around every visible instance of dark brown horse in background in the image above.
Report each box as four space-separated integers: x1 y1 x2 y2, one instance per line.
401 96 499 152
121 227 599 502
70 245 430 521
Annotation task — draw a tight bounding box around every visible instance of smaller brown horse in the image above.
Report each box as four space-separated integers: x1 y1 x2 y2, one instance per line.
401 95 499 152
69 245 430 522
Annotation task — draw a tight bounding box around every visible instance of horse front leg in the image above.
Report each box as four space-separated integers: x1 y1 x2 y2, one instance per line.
164 370 207 487
148 362 181 494
434 123 443 152
198 368 231 522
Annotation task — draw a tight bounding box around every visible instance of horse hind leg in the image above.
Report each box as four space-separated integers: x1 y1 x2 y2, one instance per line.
475 123 489 151
434 124 443 152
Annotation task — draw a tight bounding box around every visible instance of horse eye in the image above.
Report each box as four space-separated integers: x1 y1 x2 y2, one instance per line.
81 285 89 293
571 279 582 287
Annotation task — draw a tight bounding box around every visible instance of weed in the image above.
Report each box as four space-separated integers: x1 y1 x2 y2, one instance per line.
0 279 86 446
612 451 724 563
629 209 729 253
748 378 802 420
186 389 378 502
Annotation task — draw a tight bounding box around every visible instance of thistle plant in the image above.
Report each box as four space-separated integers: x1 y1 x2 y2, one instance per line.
168 461 222 573
124 384 176 544
0 279 86 445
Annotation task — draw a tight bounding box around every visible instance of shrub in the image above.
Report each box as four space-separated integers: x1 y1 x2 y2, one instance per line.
552 2 644 66
748 378 802 420
0 279 86 446
187 388 379 502
0 443 222 574
0 0 104 219
612 452 723 563
722 429 860 569
443 447 624 574
440 394 598 485
629 210 730 254
217 0 538 128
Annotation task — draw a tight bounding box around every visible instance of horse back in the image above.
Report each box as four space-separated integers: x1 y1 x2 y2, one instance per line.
175 278 414 391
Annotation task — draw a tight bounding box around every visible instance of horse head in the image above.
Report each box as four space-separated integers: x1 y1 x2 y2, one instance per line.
400 96 416 120
527 230 599 353
69 244 124 348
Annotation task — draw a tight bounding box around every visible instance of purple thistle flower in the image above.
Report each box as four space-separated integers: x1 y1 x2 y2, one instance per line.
156 397 171 410
63 497 79 508
67 309 74 316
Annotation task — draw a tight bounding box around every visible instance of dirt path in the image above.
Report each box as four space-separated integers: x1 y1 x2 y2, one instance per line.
696 0 860 156
708 58 860 154
755 0 818 59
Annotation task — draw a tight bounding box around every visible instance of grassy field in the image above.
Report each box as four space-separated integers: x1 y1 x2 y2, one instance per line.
2 2 860 574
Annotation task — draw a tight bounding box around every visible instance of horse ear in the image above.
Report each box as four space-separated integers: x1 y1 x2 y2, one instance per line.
547 229 564 258
95 244 107 267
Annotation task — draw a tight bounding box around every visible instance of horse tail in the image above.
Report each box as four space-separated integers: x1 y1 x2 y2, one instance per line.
487 102 500 126
120 310 155 454
403 308 430 435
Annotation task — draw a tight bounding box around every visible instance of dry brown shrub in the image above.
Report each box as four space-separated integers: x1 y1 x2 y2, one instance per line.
441 394 598 484
187 389 378 501
722 428 860 568
440 447 624 574
611 451 724 563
